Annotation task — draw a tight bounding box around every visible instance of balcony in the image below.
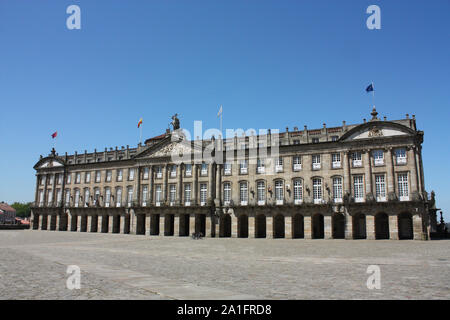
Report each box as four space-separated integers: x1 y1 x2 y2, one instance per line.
184 201 191 206
155 202 161 207
257 167 265 174
185 170 192 177
354 197 364 203
275 165 283 173
240 167 248 174
333 198 343 204
156 172 162 178
312 163 321 170
293 164 302 171
142 201 147 207
397 158 407 165
352 160 362 167
257 200 265 206
332 162 341 169
374 159 384 166
200 201 206 206
240 201 248 206
276 199 284 205
200 169 208 176
313 198 323 204
294 199 303 205
224 169 231 175
376 197 386 202
399 195 409 201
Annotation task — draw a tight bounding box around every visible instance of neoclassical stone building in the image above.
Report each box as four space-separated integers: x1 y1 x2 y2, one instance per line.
31 109 431 240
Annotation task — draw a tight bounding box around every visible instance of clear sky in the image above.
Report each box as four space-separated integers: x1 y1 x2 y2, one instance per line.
0 1 449 220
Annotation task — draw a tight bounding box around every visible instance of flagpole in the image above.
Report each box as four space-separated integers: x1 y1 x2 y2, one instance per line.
140 125 142 145
372 81 375 107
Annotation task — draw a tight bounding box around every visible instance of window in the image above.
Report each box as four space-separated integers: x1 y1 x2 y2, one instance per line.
312 155 321 170
169 184 176 204
184 184 191 205
74 189 80 207
240 159 248 174
293 140 300 145
185 164 192 177
75 173 81 184
352 152 362 167
201 163 208 176
200 183 207 205
40 176 46 186
65 189 70 206
224 162 232 175
143 167 149 179
127 187 133 207
156 166 162 178
293 179 303 204
57 174 62 185
48 175 53 185
313 178 322 204
85 172 91 183
257 181 265 204
155 185 162 205
97 157 102 162
375 175 386 201
353 175 364 202
128 168 135 181
332 153 341 168
396 148 407 164
257 158 265 173
331 135 339 142
373 150 384 166
312 137 319 144
46 190 53 206
240 182 248 205
275 157 283 172
66 174 71 184
293 156 302 171
95 171 101 183
108 156 113 161
56 189 62 206
38 190 44 207
116 188 122 207
275 180 284 204
142 185 148 206
93 188 100 206
398 173 409 201
170 165 177 178
332 177 343 203
84 188 90 207
223 182 231 205
117 169 123 182
105 188 111 207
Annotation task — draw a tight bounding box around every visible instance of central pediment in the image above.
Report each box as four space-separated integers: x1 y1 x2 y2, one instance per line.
340 121 415 142
134 135 201 160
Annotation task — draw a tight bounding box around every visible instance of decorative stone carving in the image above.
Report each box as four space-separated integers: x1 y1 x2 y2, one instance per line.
368 126 383 138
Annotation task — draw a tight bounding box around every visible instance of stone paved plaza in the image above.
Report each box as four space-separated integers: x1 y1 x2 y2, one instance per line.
0 230 449 300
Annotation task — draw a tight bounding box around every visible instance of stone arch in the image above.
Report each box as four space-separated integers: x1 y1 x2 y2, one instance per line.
32 214 40 230
70 214 78 231
238 214 248 238
352 213 366 239
41 214 48 230
50 215 57 231
398 212 413 240
101 215 109 233
312 214 324 239
292 213 304 238
332 213 345 239
219 214 232 237
90 215 98 232
375 212 389 239
80 215 88 232
165 214 174 236
273 214 285 238
255 214 266 238
112 215 120 233
150 214 160 235
136 214 145 235
195 214 206 236
179 214 190 236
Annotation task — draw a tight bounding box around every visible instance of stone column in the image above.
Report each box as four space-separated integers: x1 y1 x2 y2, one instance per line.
144 214 151 235
178 164 183 205
97 215 102 233
120 214 126 234
345 214 353 239
87 215 93 232
76 214 82 232
159 215 166 236
408 147 418 195
189 214 196 236
386 148 395 198
366 215 375 240
37 214 43 230
174 214 180 236
149 165 154 205
231 214 238 238
215 164 222 204
285 216 293 239
413 214 423 240
163 164 168 204
266 216 273 239
324 215 332 239
364 150 373 198
107 215 113 233
211 216 218 238
414 147 423 195
389 215 398 240
343 152 351 195
248 216 256 238
206 215 213 237
304 216 312 239
208 163 214 200
193 164 199 205
130 210 137 234
55 214 61 231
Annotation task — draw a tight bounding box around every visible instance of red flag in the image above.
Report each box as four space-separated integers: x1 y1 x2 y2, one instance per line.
51 131 57 139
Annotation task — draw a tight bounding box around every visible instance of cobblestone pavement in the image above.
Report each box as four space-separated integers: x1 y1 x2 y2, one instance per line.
0 230 449 300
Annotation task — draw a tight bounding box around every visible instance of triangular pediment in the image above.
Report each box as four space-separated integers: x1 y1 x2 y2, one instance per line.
134 133 202 160
340 122 415 141
34 156 65 170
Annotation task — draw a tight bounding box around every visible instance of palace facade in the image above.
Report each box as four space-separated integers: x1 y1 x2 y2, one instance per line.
31 109 432 240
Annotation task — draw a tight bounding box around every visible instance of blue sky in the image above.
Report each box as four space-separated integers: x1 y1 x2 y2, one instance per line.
0 1 449 220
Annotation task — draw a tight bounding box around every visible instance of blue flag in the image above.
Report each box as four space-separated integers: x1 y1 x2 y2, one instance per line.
366 83 374 92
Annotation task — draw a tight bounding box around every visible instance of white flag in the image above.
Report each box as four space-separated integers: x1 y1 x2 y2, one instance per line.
217 105 222 117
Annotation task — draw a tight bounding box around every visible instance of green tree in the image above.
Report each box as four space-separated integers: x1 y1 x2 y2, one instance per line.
10 202 32 218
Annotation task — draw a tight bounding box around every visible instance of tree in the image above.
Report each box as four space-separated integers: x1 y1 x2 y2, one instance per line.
10 202 32 218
